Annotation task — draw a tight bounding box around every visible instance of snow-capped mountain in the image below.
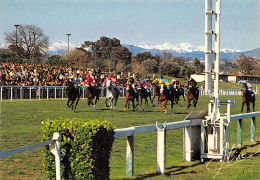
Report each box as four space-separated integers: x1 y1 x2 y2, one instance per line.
123 42 259 60
136 42 241 54
45 41 260 60
137 42 205 53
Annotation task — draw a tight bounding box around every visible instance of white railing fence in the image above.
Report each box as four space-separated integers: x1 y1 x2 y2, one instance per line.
114 111 259 176
1 86 259 102
0 112 259 178
0 133 61 180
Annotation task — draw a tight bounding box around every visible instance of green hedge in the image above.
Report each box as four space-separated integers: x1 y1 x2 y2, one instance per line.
41 118 115 179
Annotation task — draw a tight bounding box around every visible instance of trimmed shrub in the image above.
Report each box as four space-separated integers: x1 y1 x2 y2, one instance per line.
41 118 115 179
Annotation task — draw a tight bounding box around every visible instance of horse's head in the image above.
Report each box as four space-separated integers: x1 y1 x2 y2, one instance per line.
126 83 130 91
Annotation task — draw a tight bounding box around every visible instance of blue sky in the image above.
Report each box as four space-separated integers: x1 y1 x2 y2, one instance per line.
0 0 259 51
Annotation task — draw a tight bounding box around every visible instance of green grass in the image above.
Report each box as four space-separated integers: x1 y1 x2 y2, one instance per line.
0 95 259 179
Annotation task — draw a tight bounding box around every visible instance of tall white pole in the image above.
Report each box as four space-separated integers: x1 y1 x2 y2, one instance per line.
212 0 221 121
214 0 220 99
205 0 213 95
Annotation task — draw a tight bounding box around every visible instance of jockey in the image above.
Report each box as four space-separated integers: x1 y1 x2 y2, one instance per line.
103 76 116 87
159 80 165 94
127 76 140 91
176 79 181 88
171 79 179 89
188 78 197 88
84 74 94 87
73 74 81 89
236 80 253 91
140 80 148 88
188 78 199 96
170 79 176 85
152 78 159 85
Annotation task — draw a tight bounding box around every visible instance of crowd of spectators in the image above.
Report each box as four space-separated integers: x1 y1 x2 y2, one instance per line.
0 63 155 87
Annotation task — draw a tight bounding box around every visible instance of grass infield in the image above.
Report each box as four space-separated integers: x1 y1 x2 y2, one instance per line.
0 95 259 179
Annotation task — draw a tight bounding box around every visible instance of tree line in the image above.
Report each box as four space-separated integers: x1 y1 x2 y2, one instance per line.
1 24 259 76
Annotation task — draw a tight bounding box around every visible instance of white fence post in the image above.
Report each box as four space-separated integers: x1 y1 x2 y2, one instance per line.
29 87 32 101
20 87 22 101
156 122 166 174
11 87 13 102
55 87 57 100
1 87 2 102
50 133 61 180
47 87 49 100
250 117 256 142
126 133 134 176
237 119 243 146
62 87 64 100
38 87 40 101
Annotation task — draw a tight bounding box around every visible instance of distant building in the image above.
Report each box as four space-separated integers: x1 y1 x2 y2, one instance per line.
190 73 260 84
228 75 260 84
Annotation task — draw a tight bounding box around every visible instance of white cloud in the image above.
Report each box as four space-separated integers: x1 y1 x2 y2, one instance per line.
0 43 8 48
48 40 78 51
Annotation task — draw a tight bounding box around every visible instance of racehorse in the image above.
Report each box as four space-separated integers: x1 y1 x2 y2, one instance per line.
151 83 160 105
159 84 170 114
187 87 199 109
241 87 255 113
124 84 136 112
105 80 120 111
86 85 101 108
168 84 178 108
67 81 81 110
176 87 185 102
138 85 152 106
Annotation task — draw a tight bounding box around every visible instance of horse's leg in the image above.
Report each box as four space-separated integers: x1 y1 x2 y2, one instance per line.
164 100 167 115
151 96 155 104
93 96 98 108
132 99 135 112
70 99 75 110
187 99 190 109
175 95 178 105
252 100 255 112
124 99 128 112
193 99 197 110
74 94 80 110
171 99 174 113
110 98 113 110
246 102 250 113
136 95 139 106
105 98 109 107
159 99 162 112
69 98 75 109
67 99 71 107
241 102 245 112
113 97 118 111
88 99 91 108
140 96 143 106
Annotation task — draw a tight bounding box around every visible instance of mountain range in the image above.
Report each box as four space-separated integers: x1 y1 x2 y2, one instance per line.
48 41 260 60
122 43 260 60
